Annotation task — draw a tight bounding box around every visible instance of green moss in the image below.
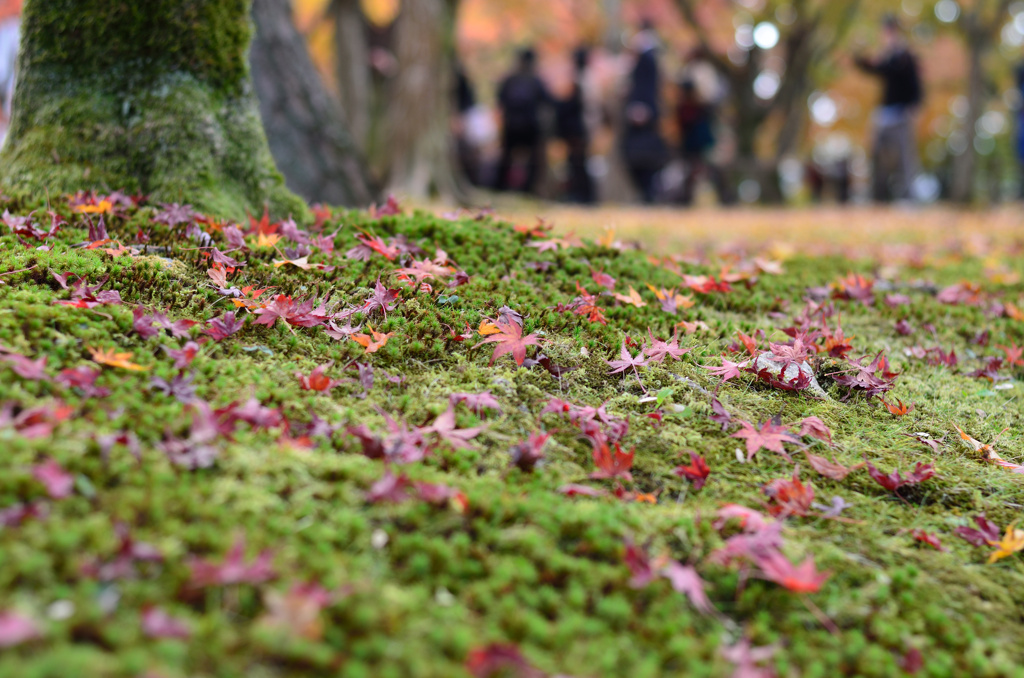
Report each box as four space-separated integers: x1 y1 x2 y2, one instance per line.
0 200 1022 676
0 0 306 221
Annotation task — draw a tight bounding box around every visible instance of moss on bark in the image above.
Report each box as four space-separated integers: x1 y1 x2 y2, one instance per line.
0 0 307 220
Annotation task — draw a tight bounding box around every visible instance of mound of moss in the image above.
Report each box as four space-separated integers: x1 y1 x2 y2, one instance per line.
0 194 1022 678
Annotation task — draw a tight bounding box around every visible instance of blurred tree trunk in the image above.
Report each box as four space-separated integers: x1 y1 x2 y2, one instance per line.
383 0 466 200
674 0 858 204
949 1 1011 204
329 0 372 151
251 0 374 207
0 0 305 219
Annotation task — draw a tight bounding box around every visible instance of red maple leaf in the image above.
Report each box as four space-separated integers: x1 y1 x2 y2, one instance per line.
763 468 815 517
754 551 830 593
673 451 710 490
186 535 276 587
360 279 401 318
731 419 795 461
253 295 325 328
203 311 245 341
954 513 1002 546
296 362 341 392
910 529 947 551
866 461 935 493
472 318 542 366
590 441 634 480
426 406 485 449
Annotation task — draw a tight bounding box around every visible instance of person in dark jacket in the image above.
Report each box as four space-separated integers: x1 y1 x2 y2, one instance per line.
854 14 923 201
675 79 722 205
622 23 668 204
557 47 596 204
496 48 553 193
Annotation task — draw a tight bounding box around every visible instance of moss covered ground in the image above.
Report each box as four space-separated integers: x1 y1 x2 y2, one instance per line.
0 194 1022 677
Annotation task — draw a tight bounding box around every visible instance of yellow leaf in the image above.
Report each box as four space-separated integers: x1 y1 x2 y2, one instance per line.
75 200 112 214
645 283 666 301
478 320 500 336
597 227 617 248
88 346 149 371
256 232 282 248
988 523 1024 563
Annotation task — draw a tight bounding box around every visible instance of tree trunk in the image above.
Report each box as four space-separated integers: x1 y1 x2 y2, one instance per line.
251 0 374 206
950 38 984 204
0 0 305 220
329 0 371 152
384 0 465 200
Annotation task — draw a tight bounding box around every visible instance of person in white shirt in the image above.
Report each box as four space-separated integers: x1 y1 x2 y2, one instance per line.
0 15 20 146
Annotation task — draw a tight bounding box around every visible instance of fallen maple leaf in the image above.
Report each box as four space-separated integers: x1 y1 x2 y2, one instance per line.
557 483 607 497
187 535 276 587
797 416 832 445
0 611 42 648
732 418 794 461
141 607 192 640
607 342 648 375
911 529 946 552
673 451 710 490
763 468 815 517
987 522 1024 563
703 359 748 386
426 406 485 449
352 327 394 354
472 318 541 366
866 461 935 493
88 347 149 371
466 643 543 678
955 425 1023 474
955 514 1002 546
590 441 634 481
802 450 862 481
296 362 341 391
32 457 74 499
754 551 830 593
612 286 647 308
878 396 913 416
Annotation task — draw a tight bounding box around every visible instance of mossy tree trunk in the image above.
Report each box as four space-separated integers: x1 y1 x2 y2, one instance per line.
251 0 374 206
0 0 307 220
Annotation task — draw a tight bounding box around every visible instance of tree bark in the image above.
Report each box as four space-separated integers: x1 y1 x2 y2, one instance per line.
950 39 984 204
251 0 374 206
329 0 372 151
384 0 466 200
0 0 306 220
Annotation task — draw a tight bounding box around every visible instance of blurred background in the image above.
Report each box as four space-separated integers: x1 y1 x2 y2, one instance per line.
3 0 1024 210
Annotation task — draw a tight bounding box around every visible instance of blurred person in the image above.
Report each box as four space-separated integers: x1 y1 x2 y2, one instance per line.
495 47 553 194
556 47 596 204
1016 62 1024 199
0 0 20 147
452 62 482 186
854 14 923 202
621 22 668 204
675 79 724 205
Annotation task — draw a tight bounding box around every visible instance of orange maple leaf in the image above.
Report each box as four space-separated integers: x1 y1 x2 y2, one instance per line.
352 327 394 354
878 396 912 416
75 200 112 215
612 286 647 308
88 346 149 371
